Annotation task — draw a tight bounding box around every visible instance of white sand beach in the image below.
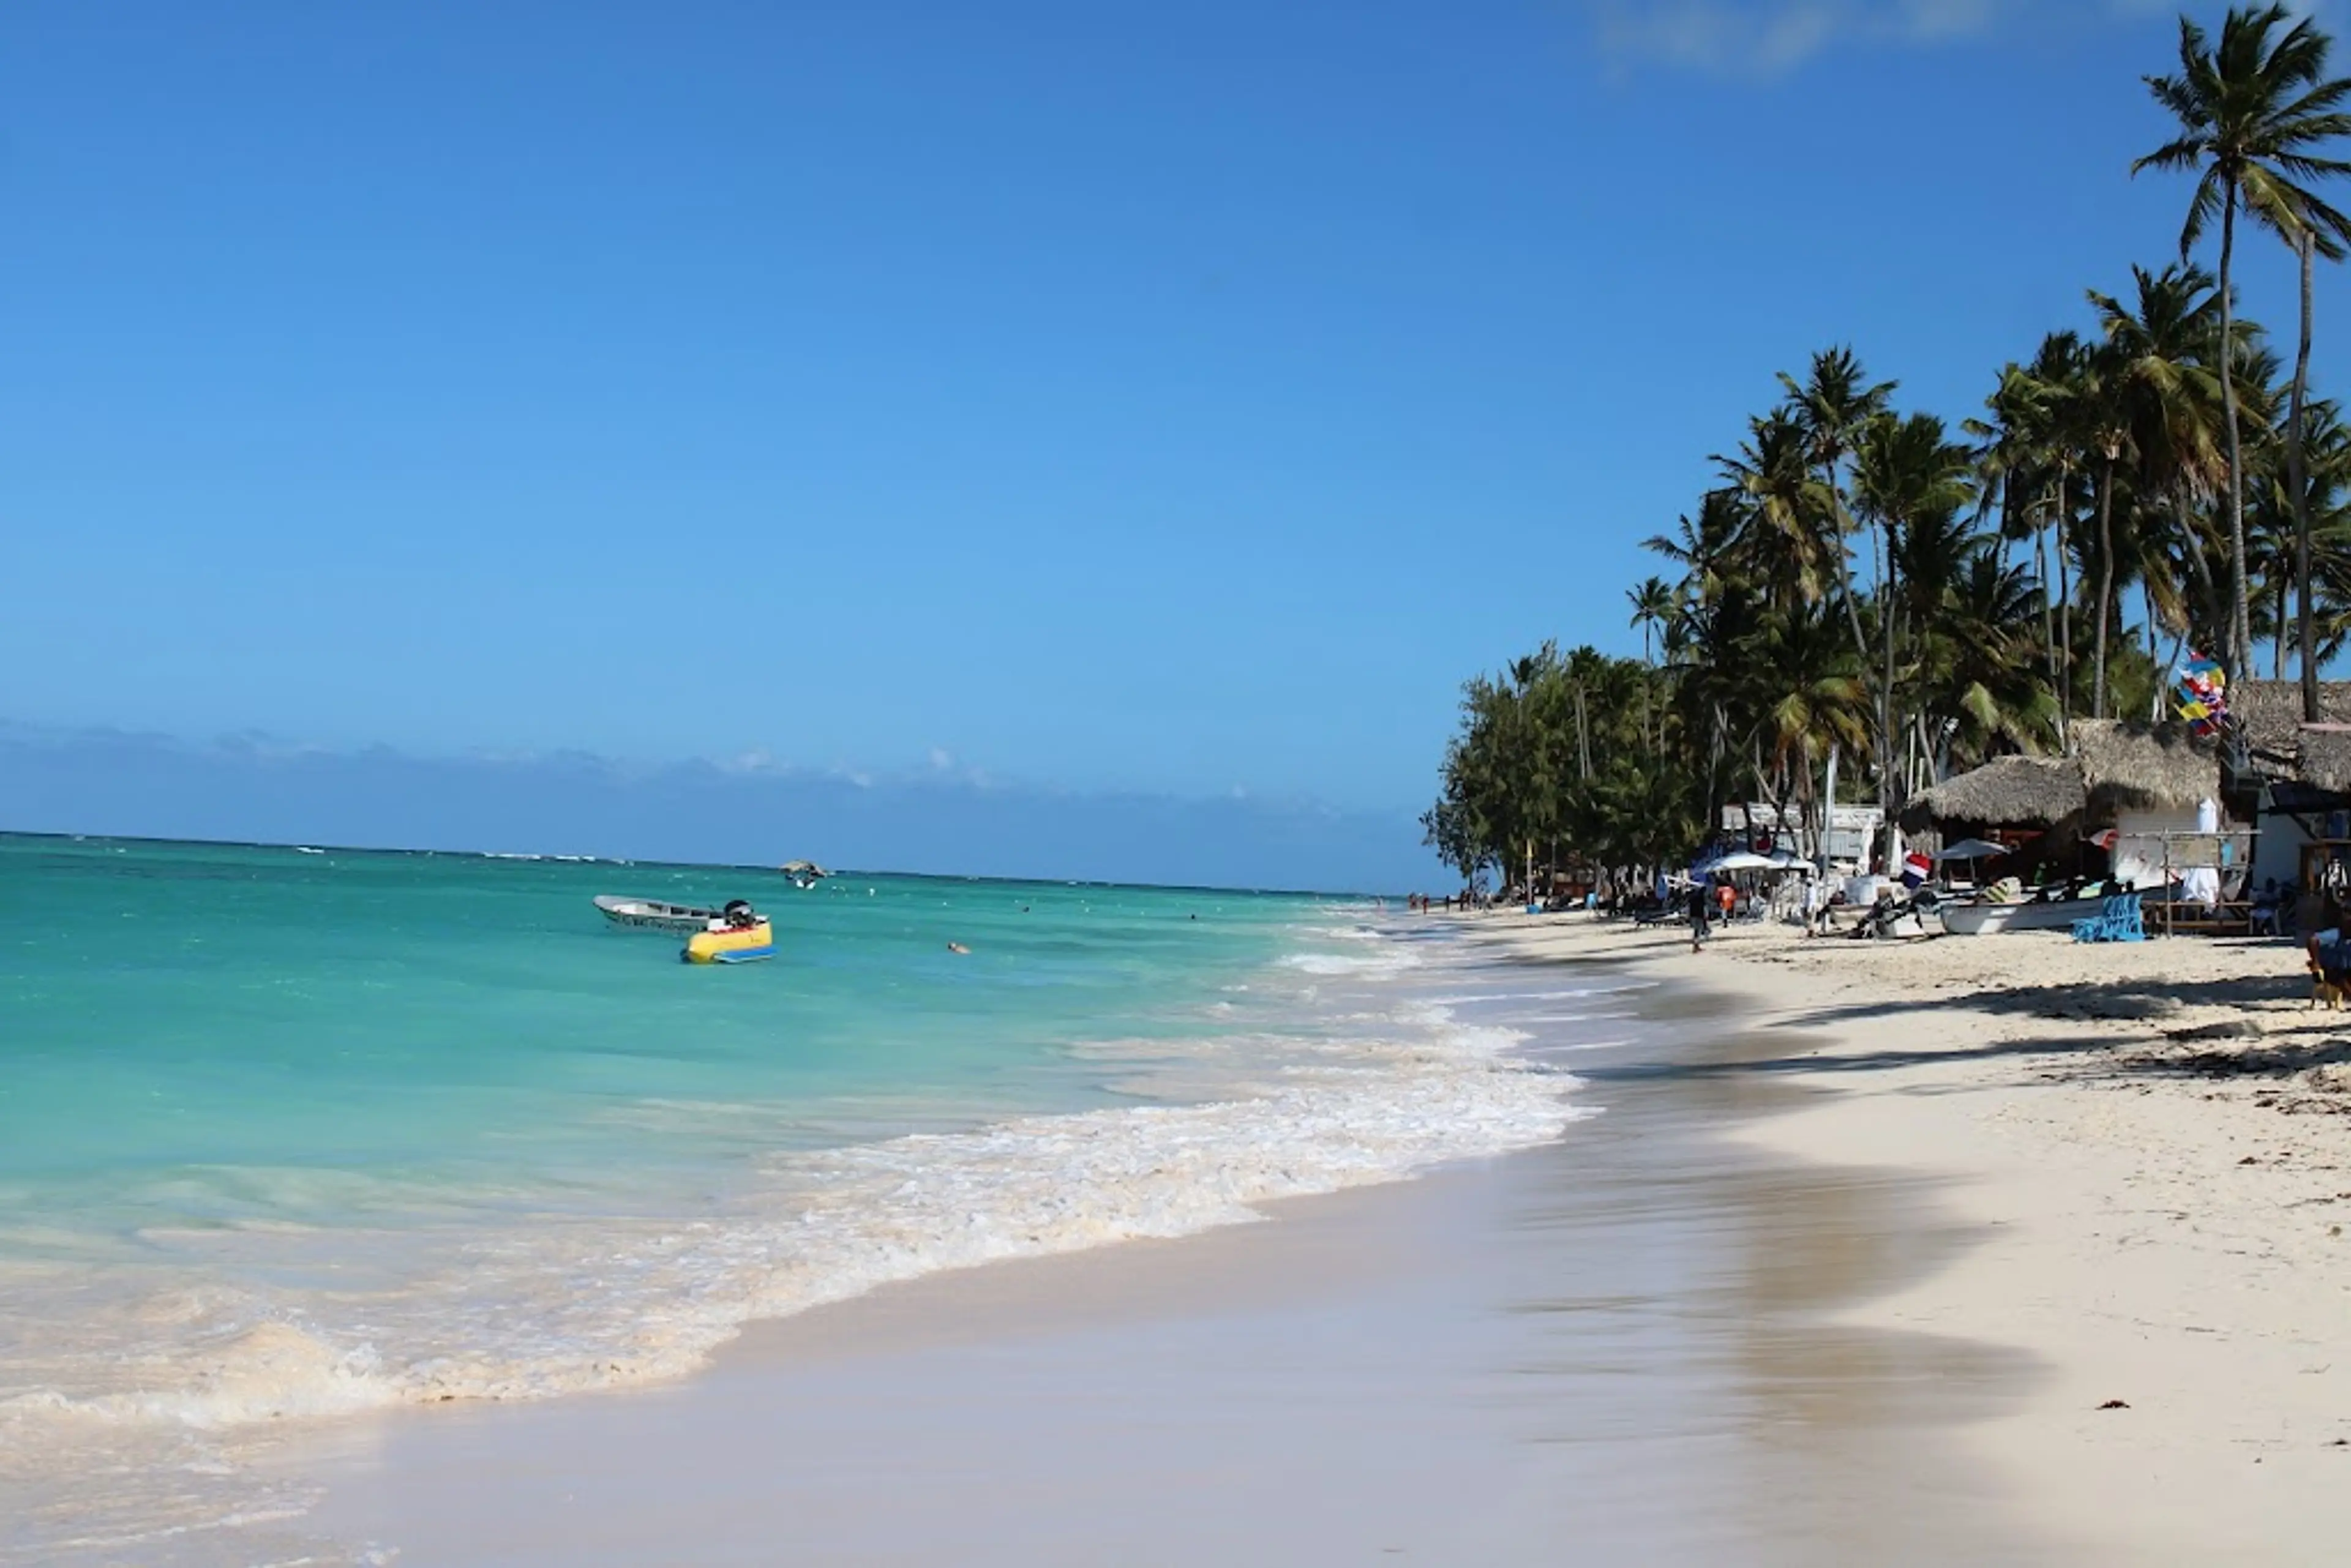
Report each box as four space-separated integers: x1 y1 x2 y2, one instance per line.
1470 912 2351 1563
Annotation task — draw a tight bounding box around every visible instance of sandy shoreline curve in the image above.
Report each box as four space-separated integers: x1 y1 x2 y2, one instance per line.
197 909 2351 1564
1463 908 2351 1563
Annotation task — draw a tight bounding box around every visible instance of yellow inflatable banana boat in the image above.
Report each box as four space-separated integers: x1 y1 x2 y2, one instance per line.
681 901 775 964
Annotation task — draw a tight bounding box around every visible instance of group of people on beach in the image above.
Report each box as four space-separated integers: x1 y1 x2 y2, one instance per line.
1406 891 1491 912
1684 877 1736 952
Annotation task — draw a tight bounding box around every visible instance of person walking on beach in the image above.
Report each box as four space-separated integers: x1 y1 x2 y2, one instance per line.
1687 879 1712 953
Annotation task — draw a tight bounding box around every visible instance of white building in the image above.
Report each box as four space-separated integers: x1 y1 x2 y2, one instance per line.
1719 802 1884 868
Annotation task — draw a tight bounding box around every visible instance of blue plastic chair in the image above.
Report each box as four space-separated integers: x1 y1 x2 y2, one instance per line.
2106 893 2145 941
2071 892 2145 943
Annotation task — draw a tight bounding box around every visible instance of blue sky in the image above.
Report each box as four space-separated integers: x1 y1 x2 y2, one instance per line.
2 1 2344 884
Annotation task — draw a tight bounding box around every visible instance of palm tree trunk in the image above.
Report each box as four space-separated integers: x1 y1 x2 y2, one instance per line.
1639 631 1655 759
2219 183 2253 682
2273 576 2285 678
2094 457 2116 720
1707 704 1725 849
2038 501 2058 726
1573 685 1592 781
1827 463 1870 664
1796 738 1816 865
1820 744 1839 874
2294 227 2319 719
2177 493 2224 651
2056 491 2072 746
1880 519 1900 826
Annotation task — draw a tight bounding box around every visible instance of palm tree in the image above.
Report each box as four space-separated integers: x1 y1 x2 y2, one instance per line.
1628 576 1676 667
2279 195 2351 710
1641 490 1744 606
1717 408 1842 613
1853 411 1978 822
2222 25 2351 707
2090 263 2230 716
2011 332 2094 737
2266 399 2351 667
2299 403 2351 655
1779 348 1895 661
2074 343 2131 721
1627 574 1678 761
1929 547 2061 771
2135 4 2351 688
1748 604 1869 859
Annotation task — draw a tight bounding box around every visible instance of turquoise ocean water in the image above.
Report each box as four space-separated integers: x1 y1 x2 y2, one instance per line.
0 833 1576 1562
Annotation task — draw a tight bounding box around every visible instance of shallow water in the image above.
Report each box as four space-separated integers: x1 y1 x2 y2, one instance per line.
0 835 1579 1562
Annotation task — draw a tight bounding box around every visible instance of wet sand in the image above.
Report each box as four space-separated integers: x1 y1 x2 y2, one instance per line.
291 955 2060 1566
1491 913 2351 1564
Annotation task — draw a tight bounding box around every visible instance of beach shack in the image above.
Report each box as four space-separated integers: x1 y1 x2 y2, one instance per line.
2069 720 2236 908
1898 754 2087 876
1902 722 2233 904
2235 680 2351 896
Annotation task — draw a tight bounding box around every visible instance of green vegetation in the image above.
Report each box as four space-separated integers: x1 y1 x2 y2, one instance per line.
1426 7 2351 895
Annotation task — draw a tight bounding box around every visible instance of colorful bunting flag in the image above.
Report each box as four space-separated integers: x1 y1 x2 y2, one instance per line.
2172 654 2230 737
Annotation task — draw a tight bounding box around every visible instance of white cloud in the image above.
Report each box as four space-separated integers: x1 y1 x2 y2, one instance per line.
1579 0 2183 78
721 748 782 776
928 746 954 771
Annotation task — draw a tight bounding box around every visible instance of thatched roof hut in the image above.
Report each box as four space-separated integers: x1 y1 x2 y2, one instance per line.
2230 679 2351 762
2069 719 2223 814
2292 727 2351 793
2224 680 2351 793
1904 722 2224 839
1900 754 2085 835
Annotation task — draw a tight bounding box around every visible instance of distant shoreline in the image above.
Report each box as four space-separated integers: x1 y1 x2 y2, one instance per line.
0 828 1376 899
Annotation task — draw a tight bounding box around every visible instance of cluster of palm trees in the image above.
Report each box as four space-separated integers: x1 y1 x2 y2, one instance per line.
1425 6 2351 893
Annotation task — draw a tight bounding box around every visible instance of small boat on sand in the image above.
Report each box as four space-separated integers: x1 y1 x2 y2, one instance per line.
1938 895 2109 936
595 895 726 934
683 901 775 964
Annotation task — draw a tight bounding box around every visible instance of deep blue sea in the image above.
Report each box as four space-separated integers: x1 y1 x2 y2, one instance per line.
0 833 1576 1562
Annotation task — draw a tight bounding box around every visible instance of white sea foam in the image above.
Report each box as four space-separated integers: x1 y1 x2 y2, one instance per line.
1417 984 1652 1006
1277 949 1422 978
1 1004 1576 1437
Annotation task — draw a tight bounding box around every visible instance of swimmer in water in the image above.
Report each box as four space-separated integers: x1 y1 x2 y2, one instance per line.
947 942 970 955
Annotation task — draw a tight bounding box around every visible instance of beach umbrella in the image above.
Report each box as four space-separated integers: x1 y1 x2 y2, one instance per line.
1706 850 1778 873
1933 838 2007 890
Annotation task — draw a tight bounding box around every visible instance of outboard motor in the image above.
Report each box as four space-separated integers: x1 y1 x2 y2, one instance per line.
722 899 757 929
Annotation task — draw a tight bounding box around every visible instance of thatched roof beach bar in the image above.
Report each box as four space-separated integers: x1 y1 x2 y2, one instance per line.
1905 723 2224 840
2069 719 2225 816
1900 754 2085 838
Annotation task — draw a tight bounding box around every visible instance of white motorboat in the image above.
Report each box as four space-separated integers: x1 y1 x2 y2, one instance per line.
594 895 727 934
1938 895 2108 936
